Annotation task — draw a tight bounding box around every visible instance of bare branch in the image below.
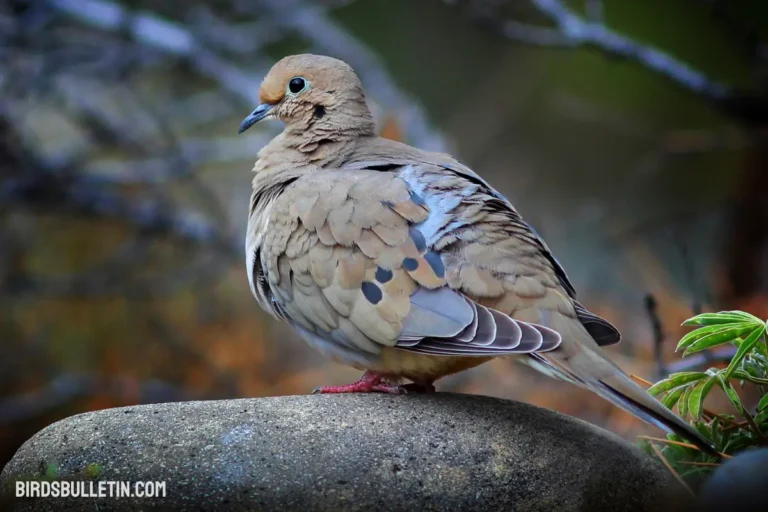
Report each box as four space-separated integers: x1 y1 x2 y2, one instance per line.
49 0 264 105
494 19 571 47
664 346 736 374
0 150 237 252
462 0 768 126
531 0 729 100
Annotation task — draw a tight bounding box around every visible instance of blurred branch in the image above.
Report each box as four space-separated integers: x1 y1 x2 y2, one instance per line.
84 135 272 183
644 294 666 379
49 0 264 105
465 0 768 126
663 346 736 374
490 18 569 47
672 236 706 315
0 155 235 252
0 112 238 298
647 291 737 379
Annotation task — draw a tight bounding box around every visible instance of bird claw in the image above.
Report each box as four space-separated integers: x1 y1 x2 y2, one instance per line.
312 382 407 395
311 371 408 395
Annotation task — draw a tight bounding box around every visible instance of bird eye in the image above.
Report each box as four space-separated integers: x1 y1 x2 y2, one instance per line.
287 77 308 95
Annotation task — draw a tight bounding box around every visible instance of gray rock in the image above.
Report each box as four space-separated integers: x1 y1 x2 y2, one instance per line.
697 448 768 511
1 393 687 511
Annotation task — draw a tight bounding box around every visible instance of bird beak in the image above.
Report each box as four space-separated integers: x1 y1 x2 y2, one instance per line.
238 104 273 133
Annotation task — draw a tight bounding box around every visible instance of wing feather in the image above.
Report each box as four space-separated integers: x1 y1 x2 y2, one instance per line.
252 161 613 366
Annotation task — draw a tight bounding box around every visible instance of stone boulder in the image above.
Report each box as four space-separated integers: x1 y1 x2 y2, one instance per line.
1 393 687 511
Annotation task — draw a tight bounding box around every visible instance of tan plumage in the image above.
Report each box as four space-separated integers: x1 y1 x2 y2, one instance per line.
240 54 718 455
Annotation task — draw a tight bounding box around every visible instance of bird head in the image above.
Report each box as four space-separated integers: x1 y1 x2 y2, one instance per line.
238 54 374 135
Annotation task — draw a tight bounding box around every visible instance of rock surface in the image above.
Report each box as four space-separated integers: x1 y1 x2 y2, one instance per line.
1 393 686 511
697 448 768 511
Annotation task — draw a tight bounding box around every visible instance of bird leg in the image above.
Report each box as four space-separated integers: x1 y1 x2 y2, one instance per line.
312 371 407 395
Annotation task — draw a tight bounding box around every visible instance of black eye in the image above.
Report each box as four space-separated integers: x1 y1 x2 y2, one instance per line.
288 77 306 94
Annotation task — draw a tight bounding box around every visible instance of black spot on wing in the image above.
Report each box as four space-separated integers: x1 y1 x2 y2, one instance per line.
402 258 419 271
361 281 383 304
424 251 445 278
375 267 393 283
409 190 426 206
409 227 427 252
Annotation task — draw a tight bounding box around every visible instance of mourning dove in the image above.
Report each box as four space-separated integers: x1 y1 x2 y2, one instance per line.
239 54 717 455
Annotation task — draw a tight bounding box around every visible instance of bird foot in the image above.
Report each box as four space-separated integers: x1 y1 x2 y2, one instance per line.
312 371 407 395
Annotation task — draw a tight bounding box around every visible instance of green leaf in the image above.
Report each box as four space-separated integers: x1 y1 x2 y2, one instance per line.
742 358 764 379
725 311 766 324
723 326 767 380
44 463 58 480
731 369 768 386
679 385 694 419
647 372 707 396
724 434 755 453
677 325 738 351
683 325 756 355
755 338 768 359
661 386 686 410
758 394 768 412
682 312 755 326
709 417 723 447
717 374 746 416
85 463 103 479
693 420 712 441
664 433 691 457
688 377 717 420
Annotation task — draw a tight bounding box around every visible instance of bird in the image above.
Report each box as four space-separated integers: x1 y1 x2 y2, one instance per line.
239 54 718 456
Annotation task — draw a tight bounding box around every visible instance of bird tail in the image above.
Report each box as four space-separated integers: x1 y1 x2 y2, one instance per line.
536 311 721 459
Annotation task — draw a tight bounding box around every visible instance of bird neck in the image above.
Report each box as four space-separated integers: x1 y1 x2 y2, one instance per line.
258 115 373 171
257 131 359 171
283 92 374 148
285 110 374 147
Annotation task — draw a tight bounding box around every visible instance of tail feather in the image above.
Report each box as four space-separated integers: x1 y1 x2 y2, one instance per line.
595 373 720 458
538 311 720 458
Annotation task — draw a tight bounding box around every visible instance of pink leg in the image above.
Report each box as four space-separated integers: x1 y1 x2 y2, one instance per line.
312 371 407 395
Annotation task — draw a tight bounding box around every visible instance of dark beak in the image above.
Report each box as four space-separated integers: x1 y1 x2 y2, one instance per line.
238 104 273 133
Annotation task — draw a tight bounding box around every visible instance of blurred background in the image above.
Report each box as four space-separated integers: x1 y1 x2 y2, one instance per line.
1 0 767 468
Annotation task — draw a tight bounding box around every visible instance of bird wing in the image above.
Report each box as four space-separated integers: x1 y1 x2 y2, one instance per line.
254 166 560 366
341 137 620 346
329 143 716 455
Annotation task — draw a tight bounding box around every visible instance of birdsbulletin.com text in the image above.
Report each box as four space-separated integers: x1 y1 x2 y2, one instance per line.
16 480 167 499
